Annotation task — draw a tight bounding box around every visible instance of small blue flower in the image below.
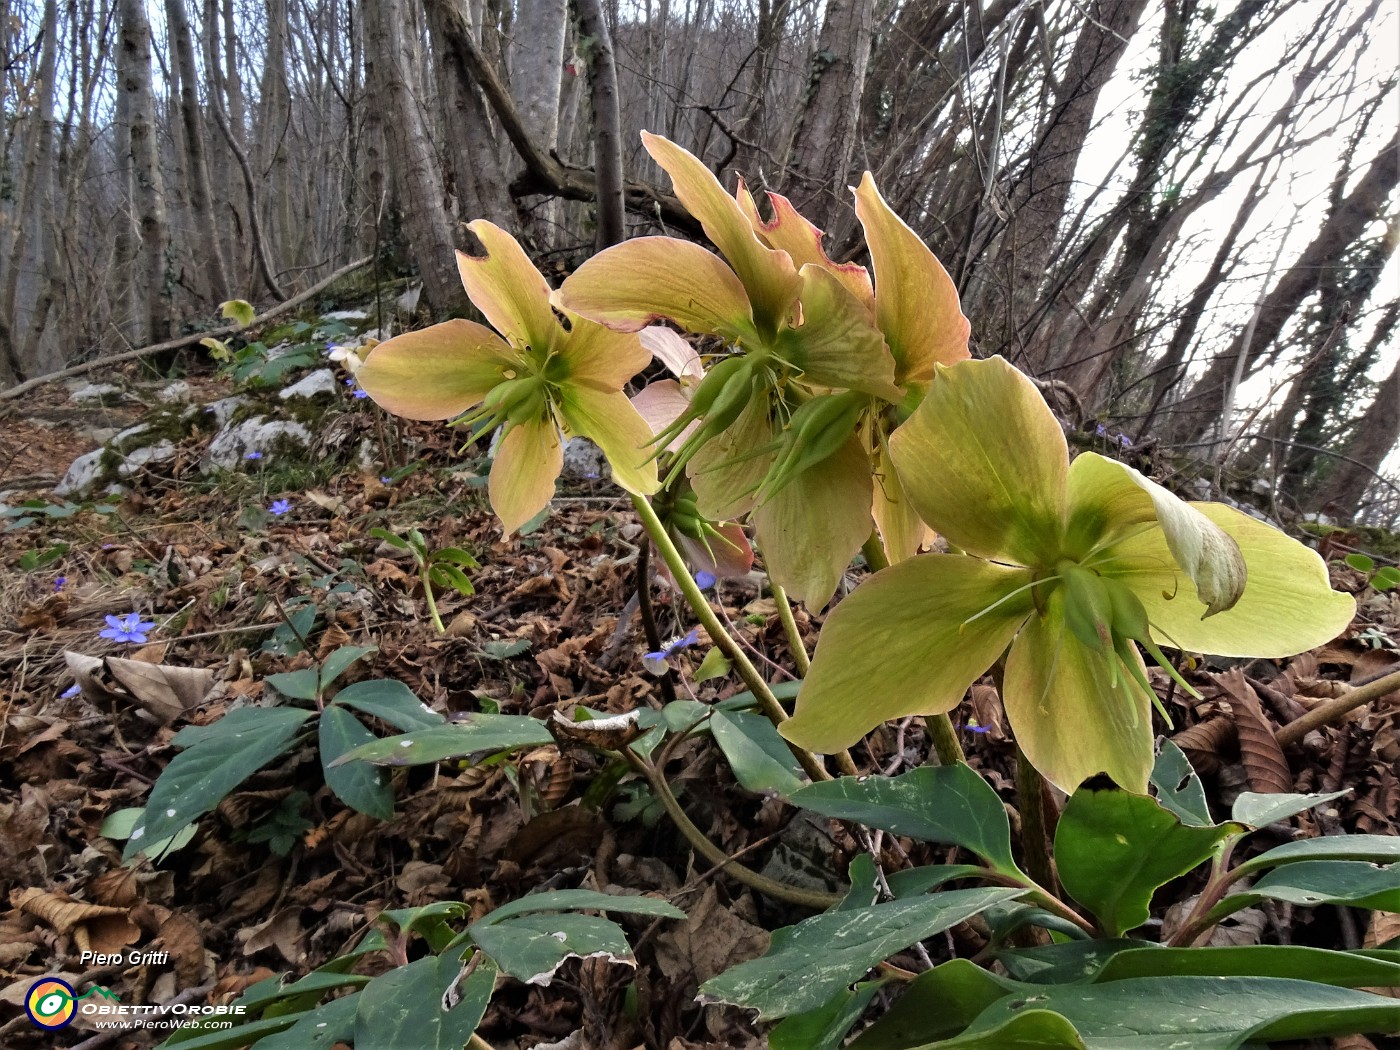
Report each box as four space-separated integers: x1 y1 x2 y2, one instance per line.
643 628 701 676
694 570 717 590
353 389 369 400
100 613 156 645
963 719 991 734
1119 433 1132 448
60 683 81 699
269 499 292 516
380 476 393 485
345 378 355 385
1094 423 1108 438
245 450 263 460
53 576 66 592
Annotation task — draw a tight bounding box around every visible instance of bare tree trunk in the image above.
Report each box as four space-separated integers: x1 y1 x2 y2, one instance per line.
167 0 229 303
119 0 171 344
259 0 293 267
364 0 465 313
784 0 873 230
508 0 567 153
573 0 623 248
1313 353 1400 518
1163 132 1399 444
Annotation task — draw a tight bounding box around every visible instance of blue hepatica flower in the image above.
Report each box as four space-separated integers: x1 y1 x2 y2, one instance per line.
61 683 81 699
269 499 292 516
353 389 369 399
694 570 717 590
53 576 66 592
643 628 701 676
100 613 156 644
245 450 263 460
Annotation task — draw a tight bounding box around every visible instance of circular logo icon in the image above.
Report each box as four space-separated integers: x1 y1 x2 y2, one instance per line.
26 977 76 1029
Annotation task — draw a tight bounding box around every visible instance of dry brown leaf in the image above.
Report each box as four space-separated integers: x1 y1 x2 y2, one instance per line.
315 622 353 661
89 867 143 908
237 905 308 967
1216 669 1291 794
15 886 129 933
1170 715 1236 776
106 658 215 722
1332 1035 1379 1049
653 886 770 987
155 911 207 985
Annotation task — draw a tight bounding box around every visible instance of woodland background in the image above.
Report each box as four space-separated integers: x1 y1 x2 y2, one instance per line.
0 0 1396 521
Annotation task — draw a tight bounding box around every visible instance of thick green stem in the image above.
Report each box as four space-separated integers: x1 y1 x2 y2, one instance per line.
924 713 966 766
421 572 445 634
771 581 810 676
861 530 890 571
624 750 841 909
630 494 831 782
1015 746 1056 895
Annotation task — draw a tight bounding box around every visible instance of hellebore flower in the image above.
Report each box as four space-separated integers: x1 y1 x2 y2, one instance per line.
782 357 1355 792
100 613 157 644
643 628 700 676
354 221 658 535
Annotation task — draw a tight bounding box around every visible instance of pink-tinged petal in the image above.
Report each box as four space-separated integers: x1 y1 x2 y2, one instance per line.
355 319 517 420
555 386 659 495
556 237 757 341
458 221 562 354
1003 591 1153 793
560 316 651 391
642 132 801 332
689 395 777 521
490 419 562 535
736 179 874 307
639 326 703 382
782 556 1033 754
1102 502 1356 659
676 523 753 580
853 172 970 385
890 356 1068 567
752 437 872 610
632 380 697 453
775 264 901 400
872 440 934 563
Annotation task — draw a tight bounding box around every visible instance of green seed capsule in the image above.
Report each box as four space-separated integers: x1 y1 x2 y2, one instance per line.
758 390 868 501
1059 562 1114 655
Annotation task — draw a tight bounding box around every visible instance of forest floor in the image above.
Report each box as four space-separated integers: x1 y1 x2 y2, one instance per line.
2 351 1399 1049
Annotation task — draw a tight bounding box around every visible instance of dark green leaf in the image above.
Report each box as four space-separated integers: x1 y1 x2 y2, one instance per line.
127 708 313 860
330 713 553 767
265 668 320 701
964 976 1400 1049
353 949 496 1048
254 993 358 1049
770 981 887 1050
471 913 633 983
886 865 992 898
1346 553 1376 572
699 887 1023 1020
847 959 1026 1050
376 901 469 939
791 766 1022 876
1055 785 1236 936
1234 834 1400 876
711 709 808 797
477 888 684 926
1231 790 1350 828
318 645 376 690
158 1015 298 1049
319 706 394 820
331 678 445 732
1211 861 1400 919
369 527 412 551
1150 741 1213 827
908 1010 1086 1049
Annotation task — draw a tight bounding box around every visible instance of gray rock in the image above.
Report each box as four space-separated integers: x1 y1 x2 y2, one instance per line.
561 437 607 480
54 450 105 497
154 380 191 404
203 416 313 471
323 309 369 322
279 368 340 400
69 382 123 403
198 396 249 428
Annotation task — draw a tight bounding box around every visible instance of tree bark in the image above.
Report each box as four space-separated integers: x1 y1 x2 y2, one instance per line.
573 0 624 248
1312 353 1400 519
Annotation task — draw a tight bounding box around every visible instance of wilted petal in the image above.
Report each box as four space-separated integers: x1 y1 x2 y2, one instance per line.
458 221 562 354
890 356 1067 566
490 419 563 535
556 386 659 496
556 237 757 342
689 396 777 521
1103 502 1355 658
782 556 1033 754
639 326 703 382
676 522 753 580
735 179 873 307
356 319 517 420
560 316 651 391
871 441 933 564
632 380 697 453
1003 588 1153 793
1067 453 1245 615
853 173 970 385
643 132 801 332
752 436 872 610
775 265 901 401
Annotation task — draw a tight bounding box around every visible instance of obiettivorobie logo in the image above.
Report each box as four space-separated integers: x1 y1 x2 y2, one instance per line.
25 978 120 1030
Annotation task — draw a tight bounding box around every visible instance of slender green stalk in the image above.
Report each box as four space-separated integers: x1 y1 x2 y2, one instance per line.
1015 746 1056 894
630 494 831 782
923 713 966 766
624 750 840 909
771 581 811 676
420 571 446 634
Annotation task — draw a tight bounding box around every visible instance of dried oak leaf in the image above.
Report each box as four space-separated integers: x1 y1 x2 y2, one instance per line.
14 887 140 955
1216 669 1291 794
